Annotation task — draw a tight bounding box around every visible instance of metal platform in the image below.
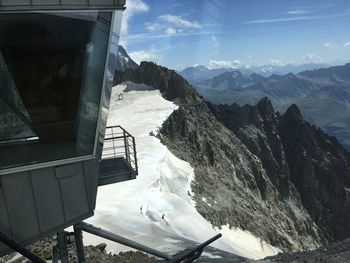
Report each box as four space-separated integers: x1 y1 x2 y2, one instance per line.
99 157 136 186
99 125 138 186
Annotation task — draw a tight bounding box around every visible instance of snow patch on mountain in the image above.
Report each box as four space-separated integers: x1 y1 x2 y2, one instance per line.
86 81 280 260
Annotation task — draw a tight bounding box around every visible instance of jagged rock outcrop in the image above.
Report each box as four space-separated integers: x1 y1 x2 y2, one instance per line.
209 98 291 197
212 97 350 244
116 62 331 251
280 104 350 241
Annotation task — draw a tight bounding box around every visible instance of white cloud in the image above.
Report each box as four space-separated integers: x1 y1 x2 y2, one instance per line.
121 0 149 35
145 14 202 38
286 10 311 15
165 27 177 36
247 16 309 24
344 41 350 47
269 59 285 66
159 15 202 29
211 35 219 48
129 48 161 64
211 35 220 55
246 12 350 24
303 53 322 63
146 23 162 32
324 41 339 48
208 59 242 69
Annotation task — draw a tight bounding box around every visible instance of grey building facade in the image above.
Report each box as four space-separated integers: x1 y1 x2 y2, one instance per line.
0 1 138 258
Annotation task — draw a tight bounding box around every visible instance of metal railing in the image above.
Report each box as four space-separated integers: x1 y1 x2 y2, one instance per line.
102 125 138 173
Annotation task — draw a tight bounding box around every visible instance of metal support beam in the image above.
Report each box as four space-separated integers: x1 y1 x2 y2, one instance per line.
0 231 46 263
74 224 86 263
52 246 59 263
57 231 69 263
76 222 172 260
76 222 222 263
163 233 222 263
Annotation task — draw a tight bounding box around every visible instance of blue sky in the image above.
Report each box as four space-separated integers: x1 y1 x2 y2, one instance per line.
120 0 350 70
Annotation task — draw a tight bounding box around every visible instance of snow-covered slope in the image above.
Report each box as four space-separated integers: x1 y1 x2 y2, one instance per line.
86 82 280 260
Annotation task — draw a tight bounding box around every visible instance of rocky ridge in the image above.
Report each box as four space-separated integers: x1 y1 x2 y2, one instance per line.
115 62 346 252
211 98 350 243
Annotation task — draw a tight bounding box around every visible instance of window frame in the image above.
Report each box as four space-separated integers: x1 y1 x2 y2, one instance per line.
0 9 117 175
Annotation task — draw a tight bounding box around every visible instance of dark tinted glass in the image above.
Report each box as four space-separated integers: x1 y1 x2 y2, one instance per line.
0 12 112 170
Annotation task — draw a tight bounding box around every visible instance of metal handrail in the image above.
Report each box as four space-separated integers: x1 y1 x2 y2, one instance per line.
102 125 138 174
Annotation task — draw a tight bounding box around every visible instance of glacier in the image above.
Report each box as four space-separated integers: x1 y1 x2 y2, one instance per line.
85 81 281 260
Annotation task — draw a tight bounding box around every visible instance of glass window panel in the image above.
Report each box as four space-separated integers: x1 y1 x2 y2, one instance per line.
0 11 112 170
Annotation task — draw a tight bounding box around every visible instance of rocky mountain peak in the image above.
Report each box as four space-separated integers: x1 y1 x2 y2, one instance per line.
116 45 138 71
283 104 303 123
257 97 274 116
116 61 199 103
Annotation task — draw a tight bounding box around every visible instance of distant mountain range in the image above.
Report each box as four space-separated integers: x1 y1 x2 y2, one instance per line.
184 63 350 151
116 46 350 150
178 63 329 83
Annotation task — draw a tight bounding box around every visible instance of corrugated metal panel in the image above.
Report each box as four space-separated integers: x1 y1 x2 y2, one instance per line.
1 172 41 241
30 168 65 233
55 163 90 222
0 0 126 11
0 159 98 257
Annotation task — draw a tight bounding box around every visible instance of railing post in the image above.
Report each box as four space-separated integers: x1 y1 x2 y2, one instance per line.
132 137 138 173
123 130 129 164
111 127 116 158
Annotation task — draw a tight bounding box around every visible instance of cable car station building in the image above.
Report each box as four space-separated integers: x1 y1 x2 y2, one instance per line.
0 1 221 262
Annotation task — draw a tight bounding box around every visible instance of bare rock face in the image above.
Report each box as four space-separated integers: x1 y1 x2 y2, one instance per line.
263 238 350 263
116 62 330 251
212 96 350 245
210 97 291 197
280 104 350 241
